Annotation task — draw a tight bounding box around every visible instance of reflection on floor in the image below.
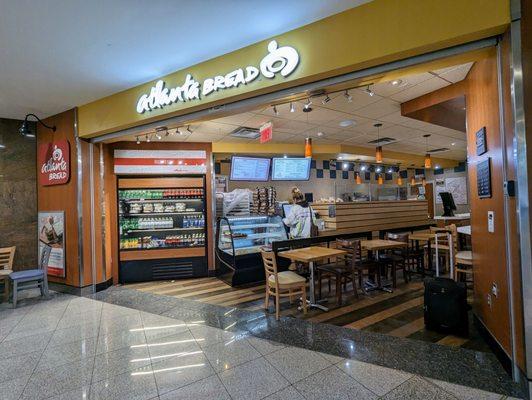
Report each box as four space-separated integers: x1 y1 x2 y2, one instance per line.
127 276 492 354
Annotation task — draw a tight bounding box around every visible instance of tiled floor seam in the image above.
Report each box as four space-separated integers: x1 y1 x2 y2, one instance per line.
17 299 70 400
87 298 106 399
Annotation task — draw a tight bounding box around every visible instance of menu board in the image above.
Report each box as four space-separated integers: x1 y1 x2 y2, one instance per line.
271 158 311 181
230 156 270 181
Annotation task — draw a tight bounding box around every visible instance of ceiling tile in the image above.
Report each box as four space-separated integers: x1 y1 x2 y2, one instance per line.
390 77 450 103
352 98 401 119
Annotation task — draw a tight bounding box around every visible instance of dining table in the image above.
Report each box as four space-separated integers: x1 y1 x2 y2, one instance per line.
277 246 347 311
360 239 407 292
408 231 452 277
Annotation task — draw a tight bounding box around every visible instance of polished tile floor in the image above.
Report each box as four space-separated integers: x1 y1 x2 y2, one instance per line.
0 291 522 400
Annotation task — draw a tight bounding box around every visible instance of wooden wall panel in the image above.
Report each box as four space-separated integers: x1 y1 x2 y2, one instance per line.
38 109 80 287
466 52 511 355
103 141 214 284
313 201 431 235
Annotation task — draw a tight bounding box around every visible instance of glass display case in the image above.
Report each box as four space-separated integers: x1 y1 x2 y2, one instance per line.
117 176 208 283
215 215 287 286
217 215 287 256
119 187 206 250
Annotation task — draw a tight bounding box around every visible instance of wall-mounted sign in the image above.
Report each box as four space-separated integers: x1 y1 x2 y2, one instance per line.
477 158 492 198
259 121 273 143
136 40 300 114
38 211 65 278
114 150 207 174
475 126 487 156
38 139 70 186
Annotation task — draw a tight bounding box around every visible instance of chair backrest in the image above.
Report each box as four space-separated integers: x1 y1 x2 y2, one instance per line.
385 232 409 243
0 247 15 271
336 239 363 269
261 250 278 285
447 224 459 253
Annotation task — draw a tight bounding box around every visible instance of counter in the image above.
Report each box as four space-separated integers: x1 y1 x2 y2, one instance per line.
312 200 432 235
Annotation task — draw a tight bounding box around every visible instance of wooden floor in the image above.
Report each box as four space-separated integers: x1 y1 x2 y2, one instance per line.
127 276 491 353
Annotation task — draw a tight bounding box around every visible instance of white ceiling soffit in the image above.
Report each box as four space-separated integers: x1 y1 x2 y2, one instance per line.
0 0 371 120
127 62 472 161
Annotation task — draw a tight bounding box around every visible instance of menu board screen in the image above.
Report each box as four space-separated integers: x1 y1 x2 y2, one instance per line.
271 158 311 181
230 156 271 181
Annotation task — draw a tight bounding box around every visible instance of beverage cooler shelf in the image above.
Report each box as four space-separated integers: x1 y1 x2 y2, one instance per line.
123 198 204 203
126 227 204 233
120 212 203 217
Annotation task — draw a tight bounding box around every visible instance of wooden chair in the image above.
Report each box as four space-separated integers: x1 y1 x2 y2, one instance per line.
448 224 473 283
379 232 409 288
427 226 453 273
261 250 307 320
0 247 15 303
316 239 380 305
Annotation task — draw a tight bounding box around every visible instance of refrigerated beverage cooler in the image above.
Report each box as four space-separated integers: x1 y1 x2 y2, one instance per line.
117 177 208 283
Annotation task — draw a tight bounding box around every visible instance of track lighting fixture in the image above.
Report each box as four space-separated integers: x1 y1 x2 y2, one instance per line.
146 134 151 143
136 136 140 145
322 95 331 105
344 90 352 102
303 99 312 112
365 85 375 97
273 105 279 115
290 102 295 113
18 113 56 138
186 125 193 134
177 127 184 135
155 132 162 140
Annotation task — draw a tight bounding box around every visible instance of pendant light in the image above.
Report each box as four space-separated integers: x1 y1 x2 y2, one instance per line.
410 176 416 186
377 174 384 185
374 123 383 163
423 134 432 168
397 176 403 185
355 172 362 184
422 176 427 186
304 137 312 158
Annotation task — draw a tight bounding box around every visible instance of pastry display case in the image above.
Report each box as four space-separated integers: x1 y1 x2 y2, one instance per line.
215 215 287 286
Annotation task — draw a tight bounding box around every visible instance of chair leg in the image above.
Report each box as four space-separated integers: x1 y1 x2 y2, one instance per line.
336 275 342 306
352 272 359 299
301 285 307 315
12 280 17 308
264 289 269 310
275 292 280 321
391 262 397 288
39 279 45 297
2 278 8 303
317 272 322 300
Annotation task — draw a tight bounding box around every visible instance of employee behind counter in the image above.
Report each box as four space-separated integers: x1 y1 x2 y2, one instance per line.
282 188 317 239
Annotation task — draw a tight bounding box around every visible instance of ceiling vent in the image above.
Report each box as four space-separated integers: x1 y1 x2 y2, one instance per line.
230 127 260 139
428 147 450 153
367 137 396 145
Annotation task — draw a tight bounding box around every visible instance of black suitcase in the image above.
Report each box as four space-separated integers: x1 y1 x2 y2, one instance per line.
424 277 468 336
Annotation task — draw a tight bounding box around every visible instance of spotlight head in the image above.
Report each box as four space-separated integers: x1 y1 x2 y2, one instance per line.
186 125 193 134
365 85 374 97
136 136 140 145
273 105 279 115
322 95 331 105
146 134 151 143
290 102 295 113
360 165 366 171
376 167 382 173
344 90 352 102
303 99 313 112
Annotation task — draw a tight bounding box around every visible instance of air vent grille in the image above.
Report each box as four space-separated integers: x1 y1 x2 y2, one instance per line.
230 127 260 139
152 262 194 280
367 137 396 145
428 147 450 153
